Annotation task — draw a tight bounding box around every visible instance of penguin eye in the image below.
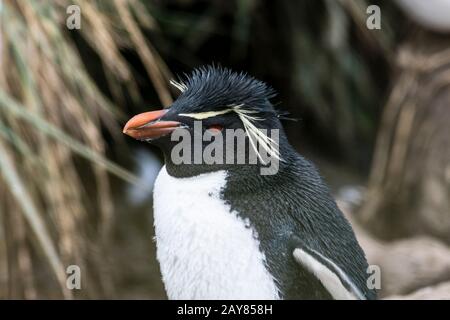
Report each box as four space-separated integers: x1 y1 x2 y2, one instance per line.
206 124 223 134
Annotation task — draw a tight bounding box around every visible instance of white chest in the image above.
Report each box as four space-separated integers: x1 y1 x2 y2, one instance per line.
152 166 279 299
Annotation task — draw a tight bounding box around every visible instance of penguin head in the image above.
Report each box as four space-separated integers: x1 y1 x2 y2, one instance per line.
123 65 287 177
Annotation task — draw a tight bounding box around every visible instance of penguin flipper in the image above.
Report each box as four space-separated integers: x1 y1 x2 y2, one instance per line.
292 244 366 300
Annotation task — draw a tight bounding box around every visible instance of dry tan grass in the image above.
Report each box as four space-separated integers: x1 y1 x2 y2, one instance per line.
0 0 172 298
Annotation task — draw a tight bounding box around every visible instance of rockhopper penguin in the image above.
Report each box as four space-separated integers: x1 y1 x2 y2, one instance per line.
123 66 377 300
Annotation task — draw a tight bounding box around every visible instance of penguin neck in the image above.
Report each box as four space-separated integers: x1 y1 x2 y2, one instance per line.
162 131 297 183
225 143 298 193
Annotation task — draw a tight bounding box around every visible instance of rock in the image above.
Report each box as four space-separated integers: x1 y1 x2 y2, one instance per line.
385 281 450 299
338 198 450 298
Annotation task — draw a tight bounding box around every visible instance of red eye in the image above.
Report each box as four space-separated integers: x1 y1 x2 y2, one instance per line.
206 124 223 134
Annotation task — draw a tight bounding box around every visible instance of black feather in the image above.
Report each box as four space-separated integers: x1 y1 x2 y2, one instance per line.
164 65 376 299
173 65 277 115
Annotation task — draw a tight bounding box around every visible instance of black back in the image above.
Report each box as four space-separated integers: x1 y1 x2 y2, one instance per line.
156 65 377 299
222 127 377 299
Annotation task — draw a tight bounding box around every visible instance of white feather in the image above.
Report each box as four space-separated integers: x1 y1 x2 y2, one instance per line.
177 104 281 163
179 109 233 120
293 248 365 300
232 105 281 163
153 166 280 300
170 79 188 92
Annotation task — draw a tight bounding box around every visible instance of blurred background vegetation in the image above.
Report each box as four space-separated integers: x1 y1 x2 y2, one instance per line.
0 0 449 299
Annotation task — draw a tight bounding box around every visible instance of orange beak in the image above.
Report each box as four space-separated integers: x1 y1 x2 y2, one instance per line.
123 109 181 140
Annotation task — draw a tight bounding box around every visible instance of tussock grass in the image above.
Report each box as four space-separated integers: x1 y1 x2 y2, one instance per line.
0 0 171 298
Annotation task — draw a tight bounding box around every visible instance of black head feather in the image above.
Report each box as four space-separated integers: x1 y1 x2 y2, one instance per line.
172 65 277 114
149 65 376 299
